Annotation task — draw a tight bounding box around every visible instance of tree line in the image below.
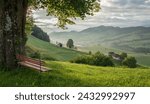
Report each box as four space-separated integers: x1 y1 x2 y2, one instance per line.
71 52 137 68
31 25 50 42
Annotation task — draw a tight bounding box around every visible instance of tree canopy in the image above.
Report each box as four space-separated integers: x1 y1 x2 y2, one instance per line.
66 39 74 48
30 0 100 28
122 57 137 68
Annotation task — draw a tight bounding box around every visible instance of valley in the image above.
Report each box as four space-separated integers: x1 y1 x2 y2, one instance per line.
49 26 150 66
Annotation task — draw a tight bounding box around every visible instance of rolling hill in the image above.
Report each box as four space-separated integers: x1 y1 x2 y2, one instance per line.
50 26 150 52
26 35 86 61
49 26 150 66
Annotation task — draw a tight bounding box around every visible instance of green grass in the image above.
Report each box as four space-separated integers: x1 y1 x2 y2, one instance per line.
78 45 123 54
132 54 150 67
26 31 150 67
79 45 150 67
26 35 85 61
9 26 148 87
0 61 150 87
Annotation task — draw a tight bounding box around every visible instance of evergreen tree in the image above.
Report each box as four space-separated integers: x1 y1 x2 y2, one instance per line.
66 39 74 48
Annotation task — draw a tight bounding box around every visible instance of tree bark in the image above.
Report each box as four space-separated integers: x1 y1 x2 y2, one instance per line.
0 0 28 68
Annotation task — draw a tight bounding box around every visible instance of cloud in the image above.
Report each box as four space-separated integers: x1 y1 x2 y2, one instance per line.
35 18 57 25
86 0 150 27
101 0 150 8
33 0 150 32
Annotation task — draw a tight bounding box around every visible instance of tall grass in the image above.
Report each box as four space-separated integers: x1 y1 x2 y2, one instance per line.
0 61 150 87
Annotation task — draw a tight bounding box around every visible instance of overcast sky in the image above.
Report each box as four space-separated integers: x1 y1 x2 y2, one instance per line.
33 0 150 33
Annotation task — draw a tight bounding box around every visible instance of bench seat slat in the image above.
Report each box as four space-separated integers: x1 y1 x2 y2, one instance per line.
24 61 51 70
16 54 50 72
18 62 50 72
16 54 45 65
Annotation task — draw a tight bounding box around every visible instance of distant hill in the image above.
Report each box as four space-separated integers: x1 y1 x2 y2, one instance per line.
50 26 150 54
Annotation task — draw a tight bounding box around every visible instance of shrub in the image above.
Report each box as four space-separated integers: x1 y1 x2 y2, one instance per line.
120 52 127 59
89 51 92 55
58 43 63 47
71 52 114 67
29 52 56 61
71 56 91 64
91 52 114 66
29 51 41 59
41 55 56 61
122 57 137 68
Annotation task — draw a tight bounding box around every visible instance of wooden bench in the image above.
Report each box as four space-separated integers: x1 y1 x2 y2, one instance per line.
16 54 50 72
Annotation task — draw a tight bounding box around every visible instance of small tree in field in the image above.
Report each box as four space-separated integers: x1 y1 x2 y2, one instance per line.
89 51 92 55
66 39 74 48
122 57 137 68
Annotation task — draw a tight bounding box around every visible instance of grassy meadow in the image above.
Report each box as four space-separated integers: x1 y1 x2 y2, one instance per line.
132 54 150 67
79 45 150 67
26 35 85 61
0 61 150 87
0 35 150 87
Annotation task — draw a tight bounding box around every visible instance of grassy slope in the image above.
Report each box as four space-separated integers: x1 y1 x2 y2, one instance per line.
132 54 150 67
1 26 148 87
79 45 150 67
26 35 85 61
50 26 150 66
0 61 150 87
80 44 150 67
50 26 150 49
26 32 150 67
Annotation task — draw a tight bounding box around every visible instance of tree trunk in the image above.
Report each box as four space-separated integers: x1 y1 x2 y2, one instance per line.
0 0 28 69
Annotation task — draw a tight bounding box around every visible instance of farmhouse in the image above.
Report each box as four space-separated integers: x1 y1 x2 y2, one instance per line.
57 43 63 47
108 52 123 61
56 41 63 47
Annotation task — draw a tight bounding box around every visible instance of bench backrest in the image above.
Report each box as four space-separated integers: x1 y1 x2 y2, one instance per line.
16 54 45 65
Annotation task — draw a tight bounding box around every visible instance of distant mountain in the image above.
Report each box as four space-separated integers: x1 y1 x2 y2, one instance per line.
50 26 150 53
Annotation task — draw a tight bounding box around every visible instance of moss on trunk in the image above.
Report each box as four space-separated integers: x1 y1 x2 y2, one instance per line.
0 0 28 68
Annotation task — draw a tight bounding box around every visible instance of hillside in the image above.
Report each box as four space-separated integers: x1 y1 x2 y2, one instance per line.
0 61 150 87
49 26 150 66
50 26 150 52
26 35 85 61
1 34 149 87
